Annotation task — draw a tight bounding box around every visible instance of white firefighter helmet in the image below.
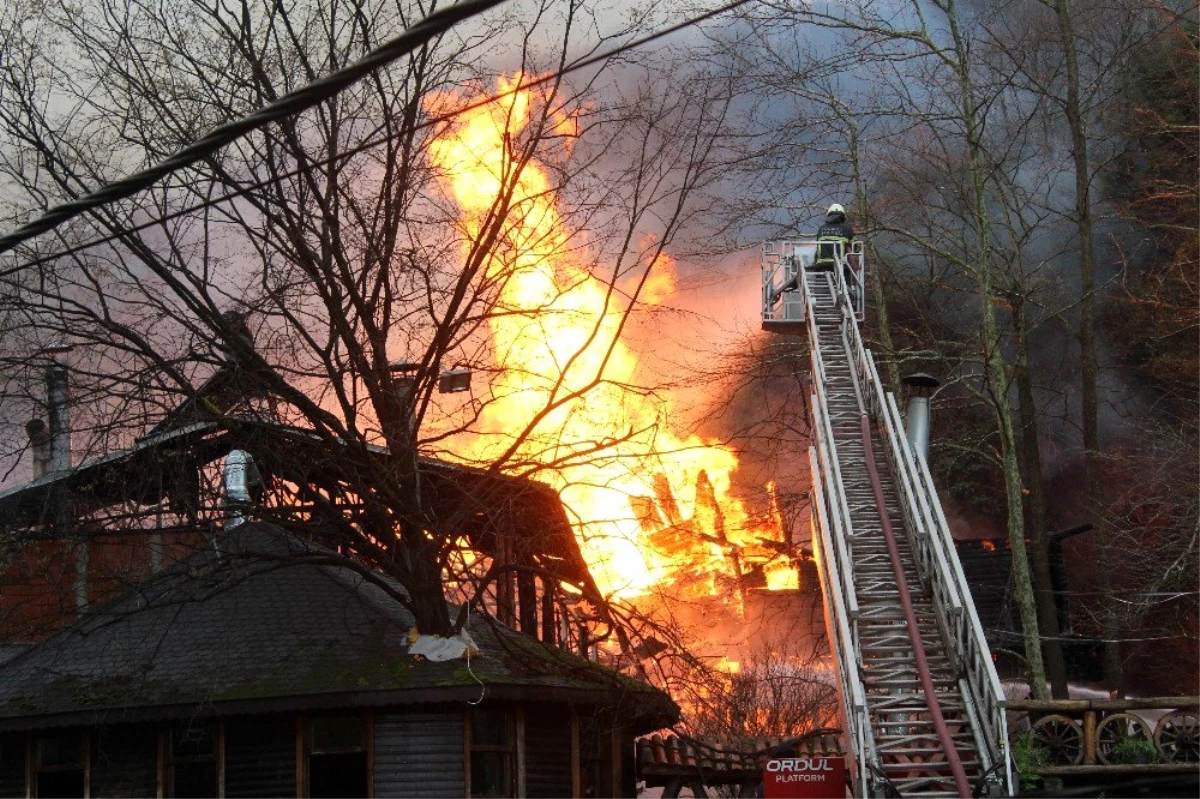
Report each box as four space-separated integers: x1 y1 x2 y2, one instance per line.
827 203 845 215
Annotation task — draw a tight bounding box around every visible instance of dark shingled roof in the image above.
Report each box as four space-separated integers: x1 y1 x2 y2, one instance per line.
0 523 675 733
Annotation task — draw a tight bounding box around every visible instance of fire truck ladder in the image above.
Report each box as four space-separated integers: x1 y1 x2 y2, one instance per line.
762 240 1012 798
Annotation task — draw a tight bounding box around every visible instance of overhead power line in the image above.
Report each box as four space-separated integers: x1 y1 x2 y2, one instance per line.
0 0 756 273
0 0 509 257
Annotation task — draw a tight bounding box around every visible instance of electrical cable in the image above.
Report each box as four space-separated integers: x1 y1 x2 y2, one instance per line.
0 0 757 274
462 604 487 704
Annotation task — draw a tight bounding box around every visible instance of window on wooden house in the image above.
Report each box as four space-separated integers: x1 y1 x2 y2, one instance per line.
91 726 157 797
469 706 515 798
524 707 571 798
34 730 86 798
224 715 295 798
167 721 219 798
307 714 367 798
0 732 27 798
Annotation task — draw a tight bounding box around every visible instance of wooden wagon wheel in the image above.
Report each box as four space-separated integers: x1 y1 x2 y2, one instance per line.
1095 712 1152 765
1154 710 1200 763
1030 714 1084 766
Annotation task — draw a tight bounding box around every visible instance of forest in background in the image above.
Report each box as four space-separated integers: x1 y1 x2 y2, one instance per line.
701 0 1197 699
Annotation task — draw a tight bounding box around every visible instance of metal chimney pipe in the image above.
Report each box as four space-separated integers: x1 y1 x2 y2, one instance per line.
34 358 85 608
901 373 940 461
388 360 421 436
223 449 258 529
46 361 71 473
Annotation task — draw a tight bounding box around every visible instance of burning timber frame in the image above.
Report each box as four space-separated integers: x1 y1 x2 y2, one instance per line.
0 413 605 652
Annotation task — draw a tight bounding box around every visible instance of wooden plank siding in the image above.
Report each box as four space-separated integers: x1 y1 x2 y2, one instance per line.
373 711 465 798
1 704 622 798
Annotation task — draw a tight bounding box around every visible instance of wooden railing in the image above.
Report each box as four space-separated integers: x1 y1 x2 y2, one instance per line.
1009 696 1199 775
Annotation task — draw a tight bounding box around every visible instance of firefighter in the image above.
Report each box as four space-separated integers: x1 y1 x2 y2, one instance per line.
813 203 854 269
770 204 858 304
814 203 861 310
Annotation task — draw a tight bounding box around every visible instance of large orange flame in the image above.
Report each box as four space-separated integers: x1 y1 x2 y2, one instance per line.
428 77 795 600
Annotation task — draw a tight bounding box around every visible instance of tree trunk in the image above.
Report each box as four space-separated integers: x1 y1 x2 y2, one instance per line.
840 102 900 393
1052 0 1122 694
399 516 453 636
1013 294 1070 698
943 0 1049 699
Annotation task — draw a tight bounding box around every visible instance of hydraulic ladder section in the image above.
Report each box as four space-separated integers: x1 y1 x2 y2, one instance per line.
761 241 1012 797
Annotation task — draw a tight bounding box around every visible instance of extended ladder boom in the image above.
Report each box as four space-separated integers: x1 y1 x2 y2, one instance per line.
762 242 1012 797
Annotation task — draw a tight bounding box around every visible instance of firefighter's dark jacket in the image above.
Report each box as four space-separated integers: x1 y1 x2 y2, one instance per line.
818 211 854 242
815 211 854 264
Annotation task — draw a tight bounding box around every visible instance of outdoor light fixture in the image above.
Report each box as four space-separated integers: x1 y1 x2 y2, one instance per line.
388 360 472 394
438 368 472 394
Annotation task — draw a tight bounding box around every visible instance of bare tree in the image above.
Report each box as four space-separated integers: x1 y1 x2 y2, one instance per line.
0 0 735 639
687 643 838 742
977 0 1180 697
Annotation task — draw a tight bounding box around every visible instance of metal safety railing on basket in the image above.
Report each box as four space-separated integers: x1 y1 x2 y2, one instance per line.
761 239 868 327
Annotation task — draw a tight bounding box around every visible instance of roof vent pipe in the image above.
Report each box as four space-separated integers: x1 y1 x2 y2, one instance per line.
901 373 940 462
388 360 422 437
25 419 52 479
46 362 72 473
223 449 260 529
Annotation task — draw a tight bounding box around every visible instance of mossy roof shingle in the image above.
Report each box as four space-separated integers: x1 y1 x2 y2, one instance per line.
0 524 675 732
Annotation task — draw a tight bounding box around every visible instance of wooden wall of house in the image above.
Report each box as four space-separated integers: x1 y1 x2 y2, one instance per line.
0 701 631 798
0 732 24 797
524 707 571 798
374 711 464 798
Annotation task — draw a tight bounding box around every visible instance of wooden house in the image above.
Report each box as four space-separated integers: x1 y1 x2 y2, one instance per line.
0 369 678 797
0 522 675 797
